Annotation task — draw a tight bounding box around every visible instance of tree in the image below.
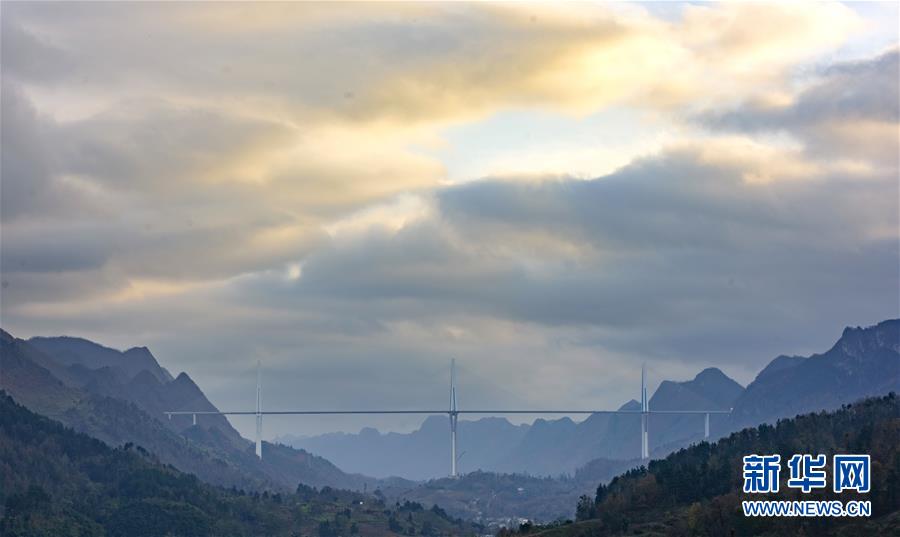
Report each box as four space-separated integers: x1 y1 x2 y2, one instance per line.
575 495 596 521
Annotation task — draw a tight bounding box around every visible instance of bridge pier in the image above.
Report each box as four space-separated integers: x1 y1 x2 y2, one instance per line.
641 365 649 460
450 359 459 478
450 411 458 477
255 361 262 459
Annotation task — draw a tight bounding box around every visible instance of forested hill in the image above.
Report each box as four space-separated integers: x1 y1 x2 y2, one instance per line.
0 328 380 492
0 392 479 537
516 393 900 537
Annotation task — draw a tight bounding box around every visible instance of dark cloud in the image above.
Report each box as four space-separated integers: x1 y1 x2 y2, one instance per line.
0 18 73 84
5 149 897 440
0 84 322 300
54 103 294 193
0 222 120 274
1 84 61 221
701 50 898 129
268 149 899 366
696 49 899 164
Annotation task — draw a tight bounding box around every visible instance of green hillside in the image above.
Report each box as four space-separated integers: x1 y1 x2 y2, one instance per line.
0 329 381 493
0 392 480 537
507 393 900 537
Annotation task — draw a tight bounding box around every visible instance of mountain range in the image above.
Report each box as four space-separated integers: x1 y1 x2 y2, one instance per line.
0 329 384 493
278 367 743 479
279 320 899 480
0 391 478 537
728 320 900 430
1 319 897 524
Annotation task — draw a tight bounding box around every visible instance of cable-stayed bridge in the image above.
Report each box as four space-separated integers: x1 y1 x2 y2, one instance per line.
165 360 731 477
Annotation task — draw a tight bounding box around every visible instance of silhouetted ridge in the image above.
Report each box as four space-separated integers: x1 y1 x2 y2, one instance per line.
287 321 897 481
730 319 900 430
28 335 173 383
754 354 805 382
0 391 478 537
3 329 380 492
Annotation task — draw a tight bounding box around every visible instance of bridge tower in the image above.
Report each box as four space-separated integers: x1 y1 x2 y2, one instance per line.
256 360 263 459
641 364 649 460
450 359 459 478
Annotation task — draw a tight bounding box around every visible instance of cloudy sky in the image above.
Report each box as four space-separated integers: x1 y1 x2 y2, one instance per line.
2 2 898 439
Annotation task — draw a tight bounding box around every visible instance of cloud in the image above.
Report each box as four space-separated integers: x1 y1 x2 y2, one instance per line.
1 84 69 221
40 144 889 437
679 2 858 70
1 2 896 438
281 147 897 343
0 85 444 302
159 144 893 431
2 2 862 124
696 48 900 167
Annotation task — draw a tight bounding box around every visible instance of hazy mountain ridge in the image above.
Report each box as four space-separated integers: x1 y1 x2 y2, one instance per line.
282 415 531 481
24 333 247 449
728 318 900 431
28 336 174 384
283 320 898 481
3 319 897 524
0 329 379 493
0 392 479 537
1 329 266 491
280 367 744 478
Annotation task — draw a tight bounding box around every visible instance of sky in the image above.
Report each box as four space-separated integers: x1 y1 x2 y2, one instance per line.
1 2 898 439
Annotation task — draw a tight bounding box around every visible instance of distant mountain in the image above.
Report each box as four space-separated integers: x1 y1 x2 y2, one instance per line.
282 368 743 478
660 367 744 408
0 329 378 492
5 319 896 526
753 354 806 382
0 392 478 537
0 330 82 417
729 319 900 431
0 329 264 491
495 417 578 476
28 336 174 383
15 330 246 447
390 362 897 523
643 367 742 452
283 415 530 480
494 367 742 475
285 321 898 481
